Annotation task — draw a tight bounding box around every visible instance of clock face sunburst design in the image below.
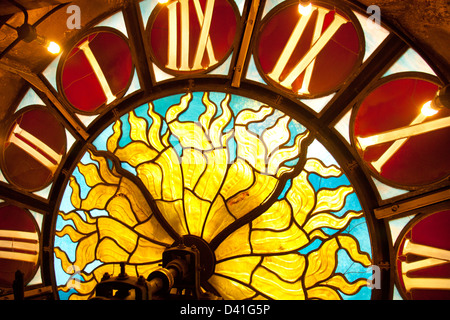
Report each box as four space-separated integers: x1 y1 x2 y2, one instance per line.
53 91 373 300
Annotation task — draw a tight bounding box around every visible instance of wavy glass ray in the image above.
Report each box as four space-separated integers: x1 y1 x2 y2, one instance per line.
54 92 373 300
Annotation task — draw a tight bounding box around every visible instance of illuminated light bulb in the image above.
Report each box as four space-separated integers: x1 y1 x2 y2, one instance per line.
158 0 169 3
421 100 439 117
46 41 61 54
298 3 313 16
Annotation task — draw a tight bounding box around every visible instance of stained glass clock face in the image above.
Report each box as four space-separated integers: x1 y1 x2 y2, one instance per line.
53 91 374 300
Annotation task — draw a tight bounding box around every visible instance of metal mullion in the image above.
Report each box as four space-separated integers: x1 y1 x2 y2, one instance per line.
319 34 408 126
122 1 155 91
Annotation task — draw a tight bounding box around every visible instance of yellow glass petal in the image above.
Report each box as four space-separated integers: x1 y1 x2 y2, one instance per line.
181 148 206 190
137 162 163 200
304 158 342 177
69 176 82 209
194 149 228 201
202 194 235 243
97 238 129 263
106 194 139 227
89 151 121 185
169 121 212 150
261 253 306 282
209 94 232 148
114 142 158 167
304 211 363 234
166 92 192 123
268 131 309 176
208 274 256 300
227 172 277 219
200 92 217 131
73 233 98 270
54 247 75 273
147 102 165 152
287 171 315 226
107 120 122 153
56 225 87 242
261 254 305 283
77 163 104 187
155 199 187 235
118 177 153 223
66 276 97 297
307 286 341 300
155 148 183 201
338 235 372 267
81 184 118 211
214 256 261 284
58 211 96 235
97 217 138 253
309 229 330 241
134 215 174 246
262 115 290 155
184 189 211 237
220 159 254 200
130 238 167 264
322 274 369 295
129 110 149 144
251 200 291 231
312 186 354 215
215 224 251 261
304 238 339 288
251 223 308 254
235 126 266 172
235 106 273 125
161 129 171 147
252 266 304 300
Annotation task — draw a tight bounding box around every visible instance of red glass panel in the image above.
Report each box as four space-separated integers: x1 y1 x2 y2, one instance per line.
148 0 237 74
353 78 449 187
396 210 450 300
256 3 362 97
2 108 66 191
0 205 40 288
60 31 133 113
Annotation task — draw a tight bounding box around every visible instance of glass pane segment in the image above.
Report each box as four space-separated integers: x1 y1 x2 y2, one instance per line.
383 48 437 77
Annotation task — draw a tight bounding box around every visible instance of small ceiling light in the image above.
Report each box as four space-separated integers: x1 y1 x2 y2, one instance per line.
298 2 313 16
46 41 61 54
17 24 61 55
0 1 67 59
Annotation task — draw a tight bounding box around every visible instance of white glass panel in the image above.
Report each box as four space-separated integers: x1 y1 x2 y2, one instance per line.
371 177 409 201
42 54 62 90
16 88 45 112
388 214 415 244
383 48 437 77
353 10 390 62
334 108 352 144
95 11 128 37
